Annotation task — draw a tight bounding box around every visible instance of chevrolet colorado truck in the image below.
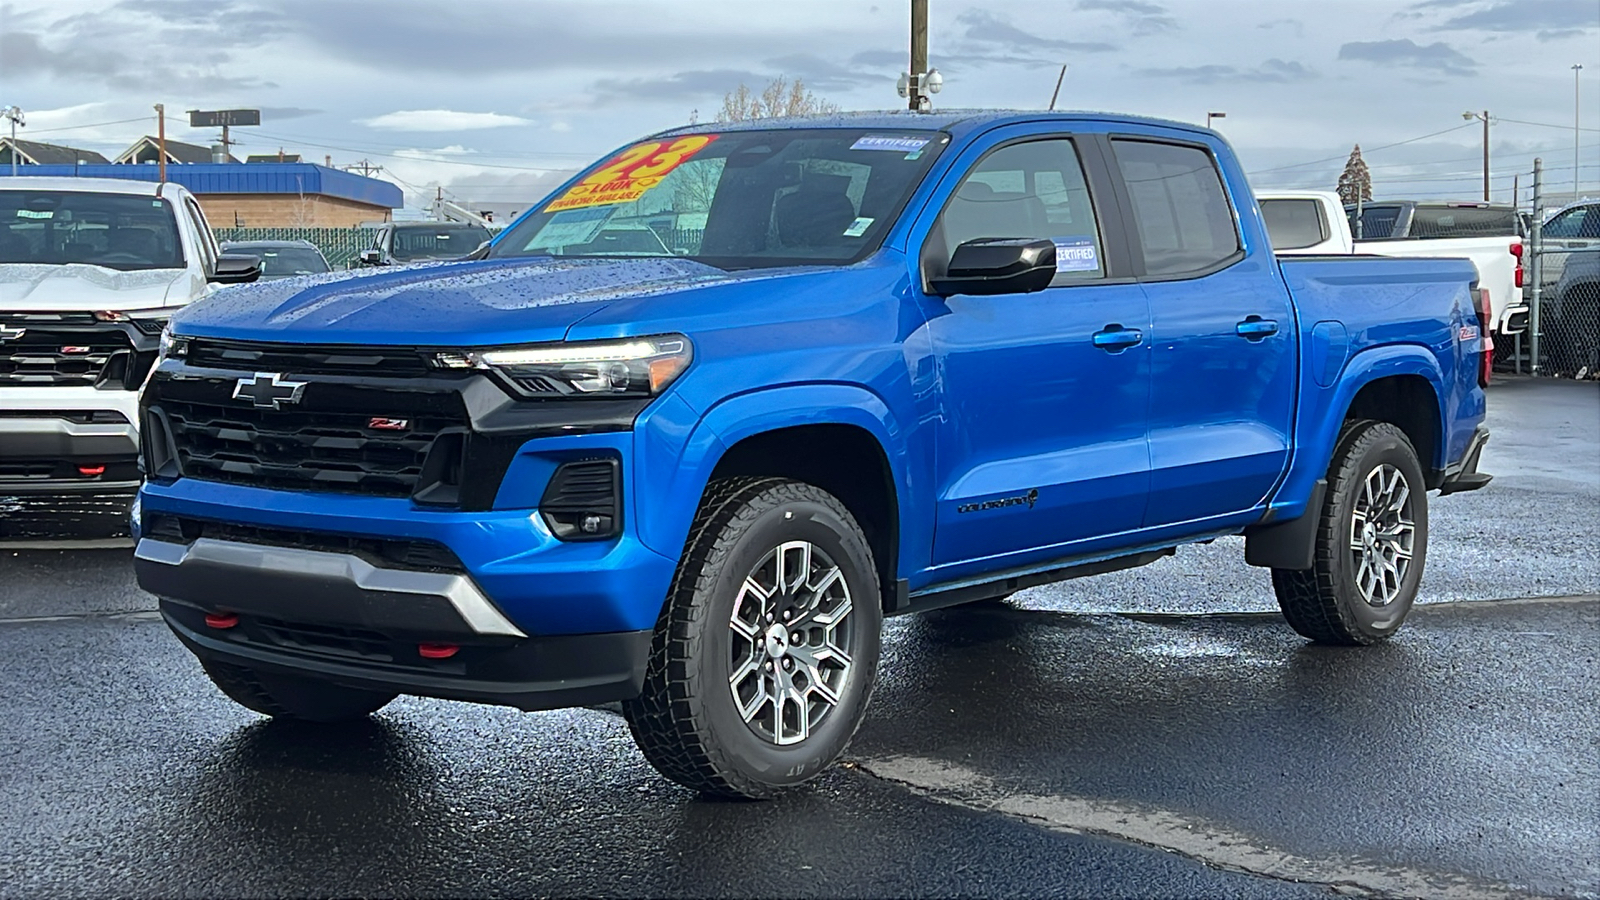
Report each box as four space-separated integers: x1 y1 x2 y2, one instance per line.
1 177 257 498
132 112 1492 798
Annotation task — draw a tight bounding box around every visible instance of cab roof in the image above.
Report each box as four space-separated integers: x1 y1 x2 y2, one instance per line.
0 175 194 197
653 109 1215 141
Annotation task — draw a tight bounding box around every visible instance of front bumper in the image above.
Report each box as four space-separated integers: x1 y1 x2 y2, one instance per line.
0 386 142 493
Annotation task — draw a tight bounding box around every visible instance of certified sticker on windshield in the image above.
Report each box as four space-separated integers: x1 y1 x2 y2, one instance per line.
545 135 717 212
850 135 931 154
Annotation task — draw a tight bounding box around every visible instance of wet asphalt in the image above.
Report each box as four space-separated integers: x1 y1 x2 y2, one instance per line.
0 376 1596 898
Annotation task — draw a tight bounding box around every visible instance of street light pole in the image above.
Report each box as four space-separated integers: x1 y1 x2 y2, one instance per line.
909 0 928 112
1463 109 1490 202
1574 64 1584 203
1206 111 1226 129
2 106 23 177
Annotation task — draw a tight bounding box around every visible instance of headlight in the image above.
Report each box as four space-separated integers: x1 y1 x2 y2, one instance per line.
437 335 692 399
94 308 173 335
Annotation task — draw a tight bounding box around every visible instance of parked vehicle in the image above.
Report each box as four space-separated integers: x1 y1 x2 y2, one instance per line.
0 177 257 497
1258 190 1353 255
133 112 1491 798
219 239 330 280
1346 200 1527 339
1533 200 1600 376
352 221 492 267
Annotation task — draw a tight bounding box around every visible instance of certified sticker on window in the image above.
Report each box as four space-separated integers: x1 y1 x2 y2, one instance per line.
849 135 931 154
1052 236 1099 273
544 135 717 212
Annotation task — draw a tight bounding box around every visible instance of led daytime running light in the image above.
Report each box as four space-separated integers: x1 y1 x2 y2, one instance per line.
475 339 679 367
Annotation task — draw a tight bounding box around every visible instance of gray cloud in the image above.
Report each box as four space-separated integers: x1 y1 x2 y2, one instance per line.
1428 0 1598 32
1257 18 1306 38
589 69 767 106
955 9 1119 54
1136 58 1318 85
258 107 323 121
764 53 889 92
849 49 906 68
1338 38 1478 76
1076 0 1178 35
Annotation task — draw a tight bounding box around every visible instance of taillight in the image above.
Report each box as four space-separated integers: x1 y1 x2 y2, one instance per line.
1475 287 1493 388
1510 242 1524 288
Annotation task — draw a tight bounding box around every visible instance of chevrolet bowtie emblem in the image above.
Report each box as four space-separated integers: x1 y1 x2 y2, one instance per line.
232 372 308 410
0 324 25 341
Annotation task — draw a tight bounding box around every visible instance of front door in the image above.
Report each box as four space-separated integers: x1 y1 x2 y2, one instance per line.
1108 138 1296 527
920 134 1152 569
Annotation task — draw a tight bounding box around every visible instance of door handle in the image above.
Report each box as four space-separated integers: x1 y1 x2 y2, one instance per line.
1236 317 1279 340
1092 325 1144 352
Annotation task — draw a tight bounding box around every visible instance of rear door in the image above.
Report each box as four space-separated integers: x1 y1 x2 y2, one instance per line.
917 126 1153 568
1108 136 1296 528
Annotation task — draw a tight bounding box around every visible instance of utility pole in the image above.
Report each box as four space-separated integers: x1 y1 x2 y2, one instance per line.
346 159 382 178
2 106 23 177
909 0 928 111
1463 109 1490 201
155 104 167 184
1574 64 1584 203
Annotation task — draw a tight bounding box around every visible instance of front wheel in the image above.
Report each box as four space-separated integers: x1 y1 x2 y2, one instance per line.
623 477 882 799
1272 420 1428 645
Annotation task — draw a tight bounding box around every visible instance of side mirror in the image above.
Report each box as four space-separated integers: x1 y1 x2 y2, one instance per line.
357 249 384 267
210 254 261 285
928 238 1057 297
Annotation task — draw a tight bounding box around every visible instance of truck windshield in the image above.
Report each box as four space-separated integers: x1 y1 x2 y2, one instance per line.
0 190 184 270
228 245 330 278
489 128 946 270
392 225 491 261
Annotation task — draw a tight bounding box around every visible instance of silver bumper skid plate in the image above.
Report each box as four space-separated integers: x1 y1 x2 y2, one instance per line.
134 537 527 638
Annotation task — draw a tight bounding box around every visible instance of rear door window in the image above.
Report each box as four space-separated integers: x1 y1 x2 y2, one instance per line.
1261 198 1329 251
1110 140 1240 277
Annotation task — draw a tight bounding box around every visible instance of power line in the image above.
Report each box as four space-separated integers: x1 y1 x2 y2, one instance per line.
1495 116 1600 134
15 116 153 136
1245 121 1477 176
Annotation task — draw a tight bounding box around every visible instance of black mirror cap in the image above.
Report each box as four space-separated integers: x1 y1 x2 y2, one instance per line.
210 253 262 284
929 238 1057 296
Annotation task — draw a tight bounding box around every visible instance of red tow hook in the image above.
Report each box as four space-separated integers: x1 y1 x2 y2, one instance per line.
418 643 459 659
78 465 106 477
204 612 240 629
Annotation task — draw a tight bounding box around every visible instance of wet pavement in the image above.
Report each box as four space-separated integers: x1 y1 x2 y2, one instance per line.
1 376 1596 897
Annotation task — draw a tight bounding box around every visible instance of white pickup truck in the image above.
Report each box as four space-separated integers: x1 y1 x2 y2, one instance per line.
0 177 258 497
1258 193 1527 340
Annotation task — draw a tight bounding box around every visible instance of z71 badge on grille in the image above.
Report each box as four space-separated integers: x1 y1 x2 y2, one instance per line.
232 372 308 409
367 417 410 431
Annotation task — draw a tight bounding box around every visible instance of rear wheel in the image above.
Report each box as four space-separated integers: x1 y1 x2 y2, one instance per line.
1272 420 1428 645
623 477 882 799
202 660 397 722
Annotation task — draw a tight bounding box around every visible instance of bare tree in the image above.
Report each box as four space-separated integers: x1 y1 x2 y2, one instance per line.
1336 145 1372 205
716 76 840 123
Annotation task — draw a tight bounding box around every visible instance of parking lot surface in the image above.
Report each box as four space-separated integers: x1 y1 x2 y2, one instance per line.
1 376 1596 897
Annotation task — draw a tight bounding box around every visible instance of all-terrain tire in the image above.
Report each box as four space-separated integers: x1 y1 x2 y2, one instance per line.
1272 420 1428 646
202 660 397 722
622 477 882 799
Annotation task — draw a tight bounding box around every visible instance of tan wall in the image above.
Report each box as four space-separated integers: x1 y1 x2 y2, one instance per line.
195 194 393 229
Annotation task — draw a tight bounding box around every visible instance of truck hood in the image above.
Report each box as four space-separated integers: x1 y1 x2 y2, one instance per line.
170 256 801 346
0 264 190 311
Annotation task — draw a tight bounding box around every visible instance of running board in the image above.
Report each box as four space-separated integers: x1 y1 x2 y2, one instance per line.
891 548 1175 616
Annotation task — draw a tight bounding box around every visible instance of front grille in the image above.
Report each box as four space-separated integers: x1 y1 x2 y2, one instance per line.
145 514 466 572
184 338 440 378
160 399 459 497
0 326 132 386
255 618 395 662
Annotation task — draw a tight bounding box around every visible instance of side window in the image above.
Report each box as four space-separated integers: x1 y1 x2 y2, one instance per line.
1545 206 1596 239
1260 198 1329 251
933 138 1106 284
1111 139 1240 277
181 198 216 273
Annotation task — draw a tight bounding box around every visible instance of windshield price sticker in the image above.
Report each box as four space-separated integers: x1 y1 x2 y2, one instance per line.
545 135 717 212
850 135 931 154
1053 237 1099 272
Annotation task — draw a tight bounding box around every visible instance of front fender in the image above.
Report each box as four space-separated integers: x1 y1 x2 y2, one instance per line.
631 383 921 576
1269 343 1450 521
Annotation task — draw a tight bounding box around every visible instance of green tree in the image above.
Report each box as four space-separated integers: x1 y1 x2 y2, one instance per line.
1337 144 1372 205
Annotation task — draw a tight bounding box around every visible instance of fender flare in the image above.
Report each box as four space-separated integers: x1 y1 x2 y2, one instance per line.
633 383 920 573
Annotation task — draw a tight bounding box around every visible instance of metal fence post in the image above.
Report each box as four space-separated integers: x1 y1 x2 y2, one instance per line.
1529 158 1544 376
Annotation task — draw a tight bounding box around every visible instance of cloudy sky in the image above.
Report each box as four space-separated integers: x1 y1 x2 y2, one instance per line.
2 0 1597 211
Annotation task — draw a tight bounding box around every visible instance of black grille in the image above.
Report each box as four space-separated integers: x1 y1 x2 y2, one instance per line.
160 398 459 497
0 326 132 386
145 514 465 572
183 338 439 378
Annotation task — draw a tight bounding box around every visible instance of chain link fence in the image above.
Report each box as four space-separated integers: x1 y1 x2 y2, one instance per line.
1524 162 1600 380
213 227 375 270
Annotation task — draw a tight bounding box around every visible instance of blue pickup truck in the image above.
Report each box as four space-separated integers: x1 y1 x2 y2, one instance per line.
132 111 1491 798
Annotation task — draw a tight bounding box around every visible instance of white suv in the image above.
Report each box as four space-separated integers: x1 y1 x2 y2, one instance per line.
0 177 258 497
